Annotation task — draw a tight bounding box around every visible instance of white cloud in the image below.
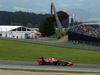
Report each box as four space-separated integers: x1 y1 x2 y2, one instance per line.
60 4 69 7
33 7 49 14
41 9 48 12
13 6 49 13
0 4 2 7
13 6 33 12
13 6 27 11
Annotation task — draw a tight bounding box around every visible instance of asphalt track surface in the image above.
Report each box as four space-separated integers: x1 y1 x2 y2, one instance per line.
0 60 100 72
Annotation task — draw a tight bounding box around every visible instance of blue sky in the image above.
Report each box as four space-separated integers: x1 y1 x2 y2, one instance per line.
0 0 89 13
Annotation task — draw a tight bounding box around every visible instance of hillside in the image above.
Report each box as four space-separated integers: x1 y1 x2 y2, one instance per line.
0 11 49 27
0 11 69 28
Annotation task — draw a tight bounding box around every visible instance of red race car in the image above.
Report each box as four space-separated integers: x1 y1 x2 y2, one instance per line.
38 57 73 66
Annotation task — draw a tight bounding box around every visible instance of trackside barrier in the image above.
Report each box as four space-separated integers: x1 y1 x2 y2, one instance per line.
0 37 100 51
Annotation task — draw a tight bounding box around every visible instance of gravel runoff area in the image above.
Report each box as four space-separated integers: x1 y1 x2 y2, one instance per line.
0 70 98 75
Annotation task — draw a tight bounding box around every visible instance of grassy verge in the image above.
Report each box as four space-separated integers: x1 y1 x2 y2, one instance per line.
0 39 100 64
49 30 68 39
0 68 100 73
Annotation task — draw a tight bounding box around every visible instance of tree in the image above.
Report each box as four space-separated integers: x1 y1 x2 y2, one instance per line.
39 17 55 36
34 24 39 28
26 23 33 28
10 22 23 26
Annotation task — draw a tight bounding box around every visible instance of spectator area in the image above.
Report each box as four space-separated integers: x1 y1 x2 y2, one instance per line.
68 30 100 43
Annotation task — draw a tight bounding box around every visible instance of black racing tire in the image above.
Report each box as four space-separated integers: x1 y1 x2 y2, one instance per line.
60 62 66 66
38 61 43 65
71 64 73 66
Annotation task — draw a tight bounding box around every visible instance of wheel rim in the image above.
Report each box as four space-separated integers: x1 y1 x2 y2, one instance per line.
60 62 66 66
39 61 43 65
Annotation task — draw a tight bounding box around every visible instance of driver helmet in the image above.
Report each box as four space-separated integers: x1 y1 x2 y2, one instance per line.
52 58 55 61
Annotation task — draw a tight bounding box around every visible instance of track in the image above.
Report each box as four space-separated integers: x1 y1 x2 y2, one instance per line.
0 60 100 72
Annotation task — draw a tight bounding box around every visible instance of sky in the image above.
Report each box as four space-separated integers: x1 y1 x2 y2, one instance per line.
0 0 89 14
0 0 100 21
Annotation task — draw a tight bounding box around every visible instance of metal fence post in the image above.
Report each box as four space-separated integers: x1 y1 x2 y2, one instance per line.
91 42 92 46
83 41 84 46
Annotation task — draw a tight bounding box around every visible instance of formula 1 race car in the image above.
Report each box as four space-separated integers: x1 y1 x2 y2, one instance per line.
38 57 73 66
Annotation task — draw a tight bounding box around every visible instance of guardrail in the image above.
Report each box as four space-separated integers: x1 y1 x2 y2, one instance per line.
0 37 100 51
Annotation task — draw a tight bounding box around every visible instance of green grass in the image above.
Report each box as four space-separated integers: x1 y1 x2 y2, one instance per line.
0 39 100 64
49 30 68 39
40 38 58 41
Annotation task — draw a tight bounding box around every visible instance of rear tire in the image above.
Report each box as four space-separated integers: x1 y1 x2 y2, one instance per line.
39 61 43 65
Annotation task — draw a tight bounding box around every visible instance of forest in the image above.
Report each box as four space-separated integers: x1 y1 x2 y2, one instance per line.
0 11 71 28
